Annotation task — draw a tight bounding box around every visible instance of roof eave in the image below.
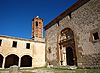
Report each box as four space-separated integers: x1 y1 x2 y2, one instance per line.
44 0 90 30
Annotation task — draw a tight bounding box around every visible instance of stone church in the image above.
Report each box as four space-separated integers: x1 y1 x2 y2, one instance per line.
0 0 100 69
44 0 100 68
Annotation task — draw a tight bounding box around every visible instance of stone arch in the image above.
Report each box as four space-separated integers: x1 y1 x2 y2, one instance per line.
59 28 77 66
5 54 19 68
21 55 32 67
0 54 3 68
60 28 74 41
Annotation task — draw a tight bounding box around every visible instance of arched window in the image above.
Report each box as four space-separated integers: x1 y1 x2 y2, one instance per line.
60 28 74 47
61 28 74 40
36 21 38 27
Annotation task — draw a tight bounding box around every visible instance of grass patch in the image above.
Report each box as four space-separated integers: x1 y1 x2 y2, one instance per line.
52 68 100 73
1 67 100 73
75 69 100 73
21 71 33 73
0 68 9 71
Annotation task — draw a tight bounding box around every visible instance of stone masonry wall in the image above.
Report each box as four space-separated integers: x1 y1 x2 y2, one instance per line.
46 24 58 66
45 0 100 68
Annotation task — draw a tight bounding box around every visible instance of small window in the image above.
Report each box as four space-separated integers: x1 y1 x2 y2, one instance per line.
0 40 2 46
93 32 99 40
39 22 41 24
36 21 38 27
12 41 17 48
48 48 51 53
26 43 30 49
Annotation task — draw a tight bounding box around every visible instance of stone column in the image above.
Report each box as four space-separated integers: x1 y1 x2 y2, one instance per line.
18 58 21 67
2 57 5 69
63 47 66 66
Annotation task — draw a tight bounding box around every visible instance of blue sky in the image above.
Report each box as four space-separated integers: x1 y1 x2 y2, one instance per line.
0 0 77 39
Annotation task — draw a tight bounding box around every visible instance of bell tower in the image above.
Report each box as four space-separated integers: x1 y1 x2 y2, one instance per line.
32 16 43 40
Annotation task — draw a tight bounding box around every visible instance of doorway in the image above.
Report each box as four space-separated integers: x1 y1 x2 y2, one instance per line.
60 28 77 66
66 47 74 65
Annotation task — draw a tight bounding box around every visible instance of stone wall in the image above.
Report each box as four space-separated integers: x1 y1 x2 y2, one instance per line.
0 35 45 68
45 24 58 66
32 42 45 67
45 0 100 68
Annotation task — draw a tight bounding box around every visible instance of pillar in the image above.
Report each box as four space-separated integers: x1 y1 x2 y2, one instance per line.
2 57 5 69
62 47 67 66
18 58 21 67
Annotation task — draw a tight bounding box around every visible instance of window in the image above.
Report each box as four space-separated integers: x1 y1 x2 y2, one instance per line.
12 41 17 48
26 43 30 49
90 28 100 43
0 40 2 46
48 48 51 53
39 22 41 24
93 32 99 40
48 47 51 53
36 21 38 27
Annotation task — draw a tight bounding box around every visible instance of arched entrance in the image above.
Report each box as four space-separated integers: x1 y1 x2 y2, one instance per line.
21 55 32 67
5 54 19 68
66 47 74 65
0 54 3 68
59 28 77 66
